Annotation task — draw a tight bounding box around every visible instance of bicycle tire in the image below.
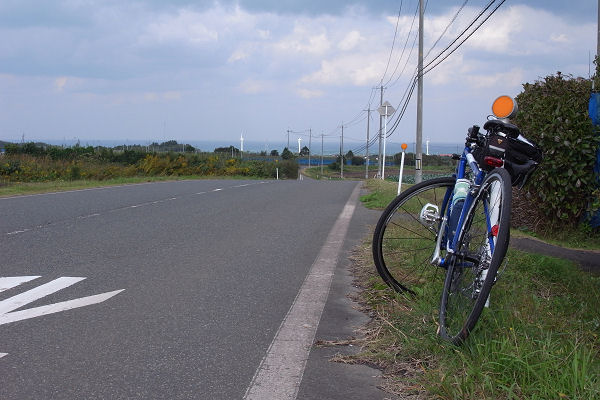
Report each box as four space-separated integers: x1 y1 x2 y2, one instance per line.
372 177 455 294
439 168 512 344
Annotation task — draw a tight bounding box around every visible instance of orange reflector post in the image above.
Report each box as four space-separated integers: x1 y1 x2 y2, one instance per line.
492 95 518 119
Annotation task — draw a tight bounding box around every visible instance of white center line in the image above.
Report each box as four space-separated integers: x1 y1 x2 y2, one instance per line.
4 181 265 236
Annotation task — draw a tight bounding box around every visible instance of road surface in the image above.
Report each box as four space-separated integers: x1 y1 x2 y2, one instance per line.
0 179 385 399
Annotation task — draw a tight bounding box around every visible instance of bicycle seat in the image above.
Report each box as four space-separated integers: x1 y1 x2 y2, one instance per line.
483 119 521 138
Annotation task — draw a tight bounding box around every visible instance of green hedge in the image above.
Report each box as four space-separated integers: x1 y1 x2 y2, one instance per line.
513 73 599 232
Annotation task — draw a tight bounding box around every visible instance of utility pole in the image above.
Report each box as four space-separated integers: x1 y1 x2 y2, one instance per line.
415 0 424 184
597 0 600 60
320 133 324 175
376 86 385 178
308 128 312 167
287 129 291 149
364 108 371 179
340 123 344 179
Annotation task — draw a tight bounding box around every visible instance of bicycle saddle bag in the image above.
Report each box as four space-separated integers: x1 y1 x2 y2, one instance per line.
474 129 542 188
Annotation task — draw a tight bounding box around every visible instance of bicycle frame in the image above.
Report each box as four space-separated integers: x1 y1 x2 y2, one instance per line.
431 145 494 269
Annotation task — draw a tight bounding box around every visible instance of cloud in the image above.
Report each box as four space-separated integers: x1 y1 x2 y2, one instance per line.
54 76 68 92
300 56 384 87
0 1 596 145
466 68 525 89
296 88 324 99
338 30 364 51
275 26 331 55
239 79 271 94
452 5 593 56
141 9 219 45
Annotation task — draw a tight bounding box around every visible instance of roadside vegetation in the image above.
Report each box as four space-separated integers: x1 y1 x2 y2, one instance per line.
350 179 600 399
0 141 299 195
303 153 455 181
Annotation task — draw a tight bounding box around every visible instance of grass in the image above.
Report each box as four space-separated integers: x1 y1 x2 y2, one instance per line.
0 175 267 197
513 227 600 251
348 181 600 399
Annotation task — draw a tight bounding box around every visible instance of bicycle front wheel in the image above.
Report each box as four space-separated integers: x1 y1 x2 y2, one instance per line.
372 177 455 294
439 168 512 344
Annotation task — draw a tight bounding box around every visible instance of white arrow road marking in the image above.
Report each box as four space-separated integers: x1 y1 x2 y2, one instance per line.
0 276 124 326
0 289 124 326
0 276 125 358
0 277 86 315
0 276 41 293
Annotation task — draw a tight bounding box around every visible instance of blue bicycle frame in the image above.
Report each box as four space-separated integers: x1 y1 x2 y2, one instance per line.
433 145 493 269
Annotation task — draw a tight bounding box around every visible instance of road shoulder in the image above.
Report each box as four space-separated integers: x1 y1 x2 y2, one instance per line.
297 185 395 400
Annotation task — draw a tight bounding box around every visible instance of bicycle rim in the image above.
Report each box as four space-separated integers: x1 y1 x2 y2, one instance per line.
372 177 454 294
439 168 511 344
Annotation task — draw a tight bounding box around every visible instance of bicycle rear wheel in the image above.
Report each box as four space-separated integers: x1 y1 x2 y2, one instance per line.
372 177 454 294
439 168 511 344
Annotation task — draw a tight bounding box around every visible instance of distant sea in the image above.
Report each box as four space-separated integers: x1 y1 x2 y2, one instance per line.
32 139 464 156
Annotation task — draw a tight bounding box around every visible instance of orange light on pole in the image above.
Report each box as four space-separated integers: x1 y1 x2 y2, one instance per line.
401 143 408 151
492 95 518 119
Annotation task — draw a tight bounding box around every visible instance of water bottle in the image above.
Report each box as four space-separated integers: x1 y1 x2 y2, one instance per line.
449 179 470 238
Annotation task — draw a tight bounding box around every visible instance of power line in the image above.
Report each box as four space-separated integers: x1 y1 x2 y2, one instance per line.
423 0 505 76
383 0 420 88
379 1 405 84
384 0 506 140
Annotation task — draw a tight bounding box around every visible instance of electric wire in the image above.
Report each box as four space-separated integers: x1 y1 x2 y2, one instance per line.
384 0 505 140
379 1 404 85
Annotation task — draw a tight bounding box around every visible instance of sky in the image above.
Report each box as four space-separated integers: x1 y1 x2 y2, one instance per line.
0 0 597 153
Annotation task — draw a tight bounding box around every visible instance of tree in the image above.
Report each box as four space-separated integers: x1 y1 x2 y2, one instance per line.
351 156 365 166
281 147 294 160
270 149 279 157
214 146 240 156
300 146 310 156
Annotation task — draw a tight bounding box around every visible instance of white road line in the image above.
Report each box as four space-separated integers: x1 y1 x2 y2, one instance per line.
4 181 267 236
0 289 124 326
6 229 30 236
78 213 101 219
243 183 361 400
0 277 86 315
0 276 41 293
0 353 7 359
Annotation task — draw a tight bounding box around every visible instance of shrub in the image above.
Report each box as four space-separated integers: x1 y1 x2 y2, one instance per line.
512 73 600 232
279 159 298 179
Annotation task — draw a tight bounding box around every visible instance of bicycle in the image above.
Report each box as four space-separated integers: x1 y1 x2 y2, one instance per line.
372 96 542 344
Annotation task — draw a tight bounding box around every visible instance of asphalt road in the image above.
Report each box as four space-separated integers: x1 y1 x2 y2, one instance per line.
0 179 384 399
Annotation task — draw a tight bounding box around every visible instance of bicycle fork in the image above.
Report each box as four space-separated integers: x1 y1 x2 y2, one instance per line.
419 203 447 267
481 180 502 307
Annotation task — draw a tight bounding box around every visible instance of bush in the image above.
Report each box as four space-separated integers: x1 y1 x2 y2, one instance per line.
512 72 600 232
351 156 365 166
278 159 298 179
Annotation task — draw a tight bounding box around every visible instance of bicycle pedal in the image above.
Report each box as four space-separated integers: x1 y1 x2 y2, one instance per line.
419 203 439 226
